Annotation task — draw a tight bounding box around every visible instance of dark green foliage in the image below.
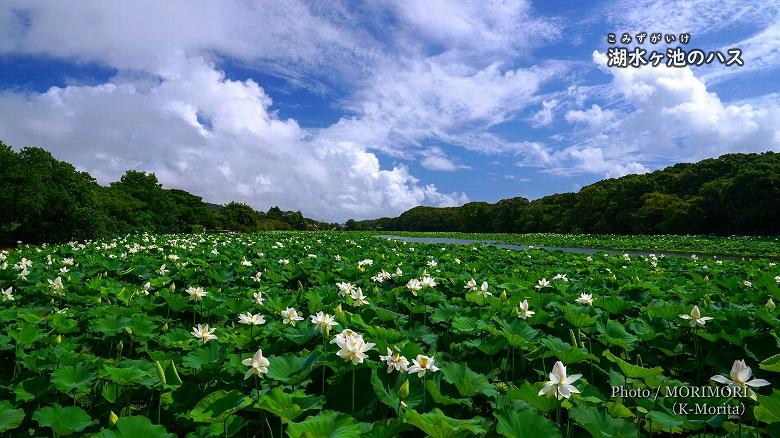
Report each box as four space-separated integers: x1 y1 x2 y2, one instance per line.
0 141 336 244
353 152 780 235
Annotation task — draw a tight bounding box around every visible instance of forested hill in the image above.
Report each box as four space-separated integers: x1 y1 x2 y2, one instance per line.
0 142 338 245
348 152 780 235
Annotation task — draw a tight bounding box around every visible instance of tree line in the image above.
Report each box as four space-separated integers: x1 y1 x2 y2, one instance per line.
348 152 780 236
0 142 337 245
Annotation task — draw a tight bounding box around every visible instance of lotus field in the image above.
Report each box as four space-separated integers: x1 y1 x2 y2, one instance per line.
3 232 780 437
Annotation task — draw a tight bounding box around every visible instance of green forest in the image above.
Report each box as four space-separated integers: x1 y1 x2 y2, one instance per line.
3 141 779 245
349 151 780 235
0 141 337 245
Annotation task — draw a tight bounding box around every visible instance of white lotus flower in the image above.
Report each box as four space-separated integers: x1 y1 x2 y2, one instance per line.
48 277 64 295
465 278 478 292
776 275 780 284
743 280 752 287
251 271 263 282
350 287 369 306
408 354 439 378
241 258 252 267
477 281 492 298
142 282 151 295
310 311 339 333
420 276 437 288
62 258 74 265
553 274 568 281
576 293 593 306
357 259 373 267
371 270 391 283
517 299 535 320
241 348 270 379
406 279 423 295
539 361 581 399
711 359 770 399
535 278 550 289
280 307 304 325
186 286 207 301
335 255 341 261
2 287 13 301
191 324 217 342
679 305 713 327
158 264 169 275
253 291 264 305
454 258 461 264
394 267 403 277
379 347 409 373
336 282 355 297
334 332 375 365
238 312 266 325
427 259 438 268
330 329 358 345
278 259 289 265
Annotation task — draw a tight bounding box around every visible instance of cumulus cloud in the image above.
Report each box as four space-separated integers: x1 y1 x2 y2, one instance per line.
0 56 467 221
551 51 780 177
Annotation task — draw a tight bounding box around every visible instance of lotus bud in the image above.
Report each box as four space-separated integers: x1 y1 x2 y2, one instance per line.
500 291 508 301
399 379 410 400
96 297 101 303
49 298 55 304
109 411 119 426
170 282 176 292
55 335 62 345
704 275 709 282
335 303 344 317
163 322 169 332
767 298 776 311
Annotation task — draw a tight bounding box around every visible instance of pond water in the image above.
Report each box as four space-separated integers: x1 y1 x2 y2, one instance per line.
375 235 760 260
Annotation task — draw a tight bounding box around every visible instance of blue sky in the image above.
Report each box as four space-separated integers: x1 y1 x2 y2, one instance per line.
0 1 779 221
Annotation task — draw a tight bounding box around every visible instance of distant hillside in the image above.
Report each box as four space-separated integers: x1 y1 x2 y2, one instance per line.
0 141 337 244
348 152 780 235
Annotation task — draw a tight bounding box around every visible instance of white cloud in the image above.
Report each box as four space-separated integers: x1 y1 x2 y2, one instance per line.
0 56 467 221
605 0 779 36
419 147 470 172
549 51 780 177
702 18 780 84
322 58 565 156
565 104 616 128
531 99 558 127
